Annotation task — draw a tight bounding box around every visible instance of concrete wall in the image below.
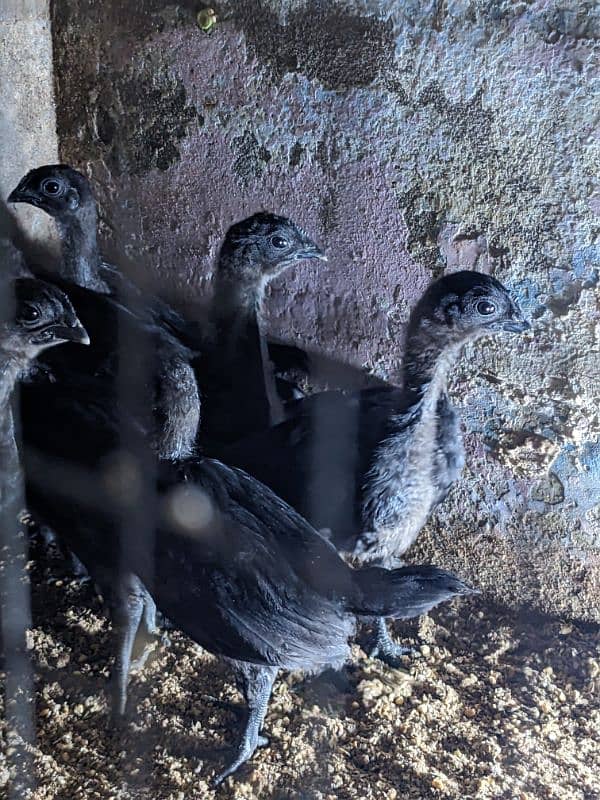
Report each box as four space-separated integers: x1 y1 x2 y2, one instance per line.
0 0 58 264
46 1 599 621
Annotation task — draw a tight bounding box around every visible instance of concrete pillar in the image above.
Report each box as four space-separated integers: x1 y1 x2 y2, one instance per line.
0 0 58 252
0 5 57 796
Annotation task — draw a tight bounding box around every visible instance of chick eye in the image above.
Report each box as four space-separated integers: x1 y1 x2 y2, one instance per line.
271 235 288 249
476 300 496 316
19 304 41 325
41 178 62 196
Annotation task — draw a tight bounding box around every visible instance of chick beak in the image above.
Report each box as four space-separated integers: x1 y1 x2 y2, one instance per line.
51 322 90 345
502 318 530 334
298 244 328 262
7 187 24 203
8 184 37 206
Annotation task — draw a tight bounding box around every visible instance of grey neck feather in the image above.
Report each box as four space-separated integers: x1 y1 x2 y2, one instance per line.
211 247 264 330
211 248 284 425
401 325 464 412
57 204 110 293
360 324 468 556
210 247 266 356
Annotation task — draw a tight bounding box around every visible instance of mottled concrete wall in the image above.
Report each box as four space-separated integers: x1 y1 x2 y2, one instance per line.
50 1 599 621
0 0 59 262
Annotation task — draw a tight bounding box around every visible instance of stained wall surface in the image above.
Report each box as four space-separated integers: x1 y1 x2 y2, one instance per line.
0 0 58 262
48 1 599 620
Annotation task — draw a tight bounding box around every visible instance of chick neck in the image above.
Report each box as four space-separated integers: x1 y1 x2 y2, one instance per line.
400 321 466 414
57 202 110 293
361 321 469 557
212 248 284 426
211 246 267 330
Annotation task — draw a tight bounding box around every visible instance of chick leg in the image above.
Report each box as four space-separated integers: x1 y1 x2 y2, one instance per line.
129 585 170 673
369 617 418 667
211 664 277 786
109 574 146 723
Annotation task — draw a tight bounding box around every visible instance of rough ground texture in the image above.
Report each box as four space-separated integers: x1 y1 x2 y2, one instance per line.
43 0 600 623
1 555 599 800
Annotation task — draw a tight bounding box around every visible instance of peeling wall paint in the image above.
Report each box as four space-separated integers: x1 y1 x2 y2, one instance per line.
48 0 599 621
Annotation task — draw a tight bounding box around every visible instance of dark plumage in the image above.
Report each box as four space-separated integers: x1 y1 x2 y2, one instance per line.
13 280 195 639
20 274 199 461
0 277 89 486
11 283 473 782
8 167 200 461
0 279 88 751
8 165 194 335
0 277 88 518
9 165 200 461
20 382 475 782
199 212 326 448
9 169 322 448
1 278 89 360
9 165 110 293
223 271 529 663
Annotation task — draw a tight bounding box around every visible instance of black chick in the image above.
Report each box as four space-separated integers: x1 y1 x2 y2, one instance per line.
8 164 192 335
9 166 200 461
8 171 198 612
199 212 326 447
153 462 475 784
9 165 111 293
223 271 530 665
0 277 89 482
19 376 476 784
12 277 198 628
0 277 88 523
0 278 88 744
6 278 198 631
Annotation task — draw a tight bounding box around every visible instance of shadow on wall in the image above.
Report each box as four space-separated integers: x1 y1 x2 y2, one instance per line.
0 179 395 393
0 187 61 278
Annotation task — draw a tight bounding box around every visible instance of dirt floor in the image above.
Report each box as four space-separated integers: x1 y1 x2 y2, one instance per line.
1 545 599 800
